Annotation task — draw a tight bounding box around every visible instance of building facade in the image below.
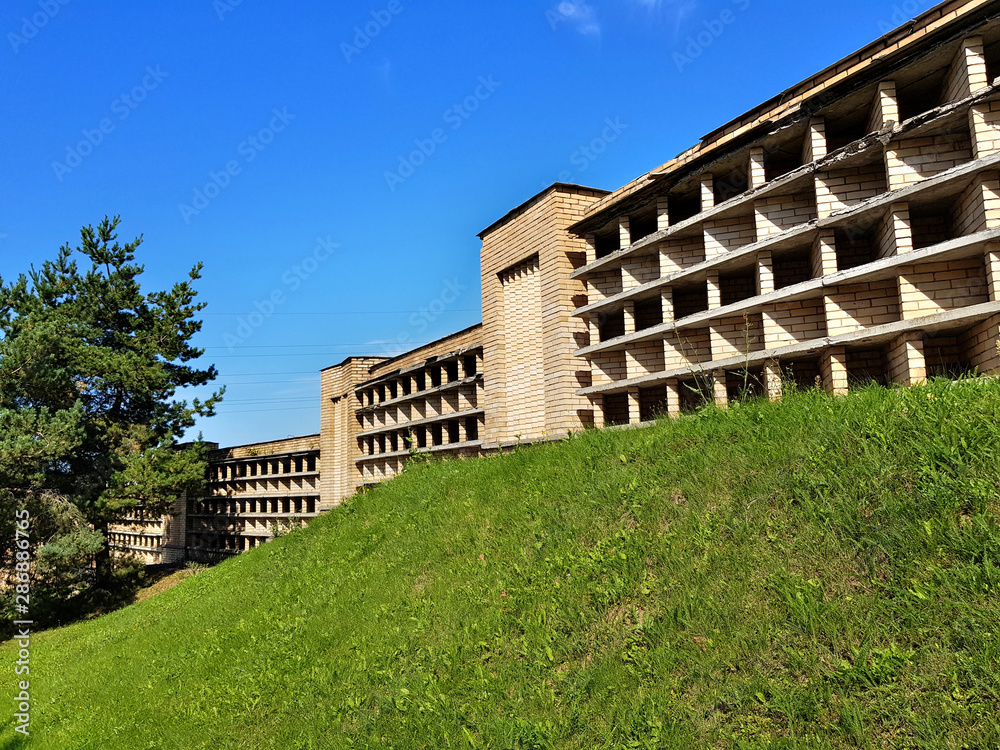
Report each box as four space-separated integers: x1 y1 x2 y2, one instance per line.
114 0 1000 563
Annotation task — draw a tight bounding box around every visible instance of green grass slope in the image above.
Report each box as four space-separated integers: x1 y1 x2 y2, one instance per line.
3 380 1000 749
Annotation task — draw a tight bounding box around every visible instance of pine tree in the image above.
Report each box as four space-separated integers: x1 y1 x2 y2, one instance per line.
0 216 222 618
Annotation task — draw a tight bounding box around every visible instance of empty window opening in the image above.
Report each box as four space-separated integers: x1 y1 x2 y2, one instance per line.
825 110 870 152
377 385 386 403
365 437 375 456
629 209 658 243
847 348 888 388
601 393 630 426
386 381 396 400
282 498 291 514
430 367 442 388
924 333 971 379
595 227 621 258
639 386 670 421
834 225 877 271
416 427 427 449
415 372 426 391
307 498 316 514
401 378 412 396
986 40 1000 85
465 417 480 442
307 456 316 472
635 298 664 331
726 368 765 403
911 195 958 250
674 284 710 319
447 420 460 444
773 246 814 289
897 68 948 122
389 433 399 452
377 436 386 455
720 270 757 306
764 143 805 182
714 165 749 204
430 424 444 447
679 376 712 413
446 361 460 382
464 355 478 377
599 310 627 342
669 191 701 225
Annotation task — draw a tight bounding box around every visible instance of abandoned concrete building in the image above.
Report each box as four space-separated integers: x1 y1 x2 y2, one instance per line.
112 0 1000 563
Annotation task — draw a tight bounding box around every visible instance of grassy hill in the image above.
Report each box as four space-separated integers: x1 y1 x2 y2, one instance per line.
3 380 1000 749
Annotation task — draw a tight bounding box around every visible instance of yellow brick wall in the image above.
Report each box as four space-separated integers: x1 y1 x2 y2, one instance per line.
825 280 901 335
705 216 756 257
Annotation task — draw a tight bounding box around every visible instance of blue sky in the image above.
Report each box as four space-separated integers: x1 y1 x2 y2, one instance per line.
0 0 934 447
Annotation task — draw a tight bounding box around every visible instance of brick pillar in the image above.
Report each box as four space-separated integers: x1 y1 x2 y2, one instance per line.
592 396 606 428
661 288 674 323
821 347 849 396
628 388 642 425
707 271 721 309
757 250 775 296
970 102 1000 158
878 203 913 258
624 301 636 335
701 174 714 212
888 333 927 387
620 217 631 249
867 81 899 133
802 117 827 163
811 230 837 277
657 197 671 232
749 147 766 189
588 315 600 347
945 36 988 103
712 371 728 408
666 379 681 418
585 234 597 265
764 359 783 402
986 245 1000 301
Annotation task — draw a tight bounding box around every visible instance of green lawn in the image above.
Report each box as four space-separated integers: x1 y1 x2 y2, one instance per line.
3 379 1000 749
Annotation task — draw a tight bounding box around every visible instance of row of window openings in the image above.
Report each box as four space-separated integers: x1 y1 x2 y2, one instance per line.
597 203 972 344
364 356 479 406
592 48 996 261
108 533 162 548
363 418 481 454
187 534 264 553
599 337 979 422
191 497 317 515
212 455 317 480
